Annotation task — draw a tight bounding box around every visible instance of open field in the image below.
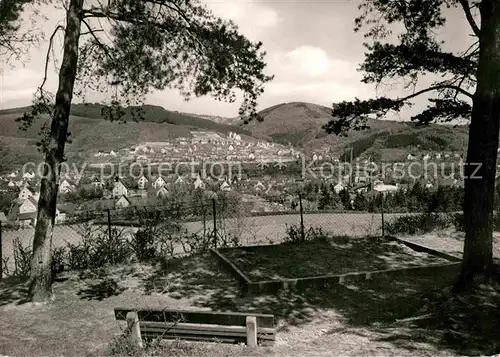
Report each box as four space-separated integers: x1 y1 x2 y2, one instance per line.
183 212 405 245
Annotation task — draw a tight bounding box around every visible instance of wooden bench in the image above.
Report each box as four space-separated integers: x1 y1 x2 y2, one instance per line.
114 308 276 347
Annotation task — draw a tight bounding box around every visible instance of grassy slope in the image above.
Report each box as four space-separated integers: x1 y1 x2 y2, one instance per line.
0 104 256 168
245 102 469 157
0 101 470 169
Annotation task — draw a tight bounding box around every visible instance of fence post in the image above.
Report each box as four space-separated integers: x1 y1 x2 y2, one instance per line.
126 312 143 348
107 208 112 240
203 204 207 237
212 198 217 248
380 193 385 238
298 193 305 241
0 221 2 280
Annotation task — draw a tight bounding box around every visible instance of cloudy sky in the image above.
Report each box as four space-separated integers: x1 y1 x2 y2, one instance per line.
0 0 475 118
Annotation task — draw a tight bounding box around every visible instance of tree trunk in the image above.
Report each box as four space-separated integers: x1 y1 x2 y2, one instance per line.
454 0 500 292
27 0 84 303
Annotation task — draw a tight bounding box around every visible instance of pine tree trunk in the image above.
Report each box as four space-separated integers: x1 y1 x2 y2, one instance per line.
454 0 500 292
27 0 83 303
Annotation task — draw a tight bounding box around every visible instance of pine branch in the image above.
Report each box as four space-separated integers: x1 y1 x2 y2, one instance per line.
457 0 480 37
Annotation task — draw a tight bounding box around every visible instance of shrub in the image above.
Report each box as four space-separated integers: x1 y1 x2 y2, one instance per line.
130 228 158 262
384 213 456 235
283 224 328 243
2 237 32 278
66 225 133 271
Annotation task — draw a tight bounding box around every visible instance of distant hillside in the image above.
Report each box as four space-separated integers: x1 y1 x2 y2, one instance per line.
0 103 257 168
245 102 469 157
0 101 472 170
339 125 469 161
68 103 254 136
180 112 240 125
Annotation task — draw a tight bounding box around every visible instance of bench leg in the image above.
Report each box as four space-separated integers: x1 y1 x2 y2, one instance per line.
246 316 257 348
126 312 144 348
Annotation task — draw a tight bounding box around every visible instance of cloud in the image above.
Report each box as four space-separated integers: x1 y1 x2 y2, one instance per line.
282 46 332 77
265 80 373 104
206 0 281 40
274 45 362 82
261 45 372 107
0 65 59 105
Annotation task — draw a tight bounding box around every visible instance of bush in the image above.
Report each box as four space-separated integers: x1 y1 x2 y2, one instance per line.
130 228 158 262
66 225 133 271
2 237 32 278
384 213 456 235
283 224 328 243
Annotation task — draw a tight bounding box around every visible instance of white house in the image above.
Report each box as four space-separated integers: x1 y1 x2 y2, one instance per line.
174 176 184 185
115 195 131 209
137 175 149 190
110 150 117 156
22 171 35 180
254 181 265 191
136 155 149 164
156 186 169 198
19 197 37 214
334 182 345 194
193 176 205 190
7 180 15 188
7 196 64 226
153 175 166 189
112 178 128 197
91 178 104 190
248 153 255 160
312 154 318 161
18 186 33 200
228 145 234 151
59 179 74 194
220 180 231 191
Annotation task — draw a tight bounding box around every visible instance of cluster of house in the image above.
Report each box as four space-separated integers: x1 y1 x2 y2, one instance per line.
0 165 468 227
4 184 68 227
406 152 465 161
88 131 301 167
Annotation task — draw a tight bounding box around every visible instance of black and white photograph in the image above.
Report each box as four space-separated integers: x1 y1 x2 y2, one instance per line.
0 0 499 355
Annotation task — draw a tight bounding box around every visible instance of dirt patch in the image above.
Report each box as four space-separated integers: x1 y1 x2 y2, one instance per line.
218 237 450 281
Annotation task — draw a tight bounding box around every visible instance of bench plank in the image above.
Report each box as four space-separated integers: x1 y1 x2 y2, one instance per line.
114 308 275 328
142 333 275 346
141 332 246 344
140 322 276 340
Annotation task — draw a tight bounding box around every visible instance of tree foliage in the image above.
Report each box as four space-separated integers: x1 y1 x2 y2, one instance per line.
75 0 273 122
0 0 48 66
323 0 479 135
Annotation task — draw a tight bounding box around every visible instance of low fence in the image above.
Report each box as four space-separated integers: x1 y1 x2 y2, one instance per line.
0 193 464 279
